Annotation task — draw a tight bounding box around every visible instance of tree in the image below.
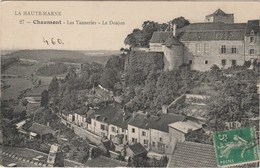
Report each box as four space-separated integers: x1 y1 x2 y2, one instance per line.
207 73 259 131
49 76 59 97
169 16 190 28
100 68 119 90
124 21 167 47
41 90 49 108
124 17 189 47
89 73 101 87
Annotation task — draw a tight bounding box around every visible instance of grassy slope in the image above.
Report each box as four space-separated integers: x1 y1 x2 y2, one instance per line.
2 50 119 65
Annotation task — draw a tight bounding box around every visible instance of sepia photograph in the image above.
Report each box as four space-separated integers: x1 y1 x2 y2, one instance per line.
1 1 260 167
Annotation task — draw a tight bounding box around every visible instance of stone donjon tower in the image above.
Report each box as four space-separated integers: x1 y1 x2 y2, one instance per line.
205 9 234 23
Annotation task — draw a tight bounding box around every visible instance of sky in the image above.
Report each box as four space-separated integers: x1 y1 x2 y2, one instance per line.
1 1 260 51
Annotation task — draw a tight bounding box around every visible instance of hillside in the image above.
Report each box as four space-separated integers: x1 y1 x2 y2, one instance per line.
124 51 164 72
2 50 120 65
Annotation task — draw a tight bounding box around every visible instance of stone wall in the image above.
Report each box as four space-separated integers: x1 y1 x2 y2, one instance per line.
124 51 164 73
61 118 102 145
214 15 234 23
183 40 245 71
167 94 186 110
150 129 172 154
244 35 260 60
162 44 184 71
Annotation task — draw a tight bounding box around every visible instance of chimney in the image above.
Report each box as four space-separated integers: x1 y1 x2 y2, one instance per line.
162 105 168 114
123 112 126 122
173 24 177 37
145 112 150 119
133 111 137 119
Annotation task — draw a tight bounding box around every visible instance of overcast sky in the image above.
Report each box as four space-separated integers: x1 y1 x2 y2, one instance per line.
1 1 260 50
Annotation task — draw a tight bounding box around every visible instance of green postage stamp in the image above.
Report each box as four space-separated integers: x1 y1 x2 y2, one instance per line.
214 127 259 167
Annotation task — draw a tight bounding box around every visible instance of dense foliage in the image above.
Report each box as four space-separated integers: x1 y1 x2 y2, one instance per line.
1 56 20 71
207 67 259 131
124 17 190 47
36 63 68 76
124 67 202 112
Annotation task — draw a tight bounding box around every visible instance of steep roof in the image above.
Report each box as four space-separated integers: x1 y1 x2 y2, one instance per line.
150 31 172 43
85 156 127 167
151 22 247 43
98 140 115 151
245 20 260 36
89 103 123 124
128 143 147 156
178 22 246 32
148 113 185 132
28 123 55 135
167 141 217 167
110 112 132 129
168 120 202 133
3 146 83 167
128 113 157 129
179 30 245 41
207 8 233 17
163 35 182 47
74 107 88 115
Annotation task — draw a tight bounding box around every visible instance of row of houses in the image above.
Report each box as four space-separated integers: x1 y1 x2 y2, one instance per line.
61 101 205 154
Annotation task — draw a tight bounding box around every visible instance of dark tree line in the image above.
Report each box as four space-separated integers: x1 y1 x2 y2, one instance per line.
124 17 190 47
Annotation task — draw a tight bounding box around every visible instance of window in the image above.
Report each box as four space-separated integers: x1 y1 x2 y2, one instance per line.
250 49 255 55
132 128 135 133
250 37 255 43
158 142 166 151
111 126 116 132
144 140 149 146
231 60 237 66
101 124 105 130
132 138 137 143
204 43 210 53
159 137 163 142
231 46 237 54
221 45 226 54
189 60 192 64
142 131 146 136
250 30 255 35
152 142 155 147
121 128 124 133
110 135 114 140
196 43 202 54
221 59 226 66
204 60 208 64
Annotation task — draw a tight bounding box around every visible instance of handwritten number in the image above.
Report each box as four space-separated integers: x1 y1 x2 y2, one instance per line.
43 37 49 45
57 39 64 44
43 37 64 45
51 38 56 45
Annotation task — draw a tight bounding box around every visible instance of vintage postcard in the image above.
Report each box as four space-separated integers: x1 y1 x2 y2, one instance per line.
1 1 259 167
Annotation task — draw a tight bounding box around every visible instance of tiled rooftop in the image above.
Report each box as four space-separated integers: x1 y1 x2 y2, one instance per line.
167 141 217 167
85 155 127 167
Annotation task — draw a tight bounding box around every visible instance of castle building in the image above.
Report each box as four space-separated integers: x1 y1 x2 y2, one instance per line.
205 8 234 23
149 9 260 71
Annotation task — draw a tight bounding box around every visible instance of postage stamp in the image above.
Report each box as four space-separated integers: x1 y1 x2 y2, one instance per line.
214 127 259 167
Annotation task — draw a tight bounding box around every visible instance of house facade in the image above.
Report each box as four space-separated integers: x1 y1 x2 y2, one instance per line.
149 9 260 71
127 112 154 150
90 116 109 138
108 112 131 144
